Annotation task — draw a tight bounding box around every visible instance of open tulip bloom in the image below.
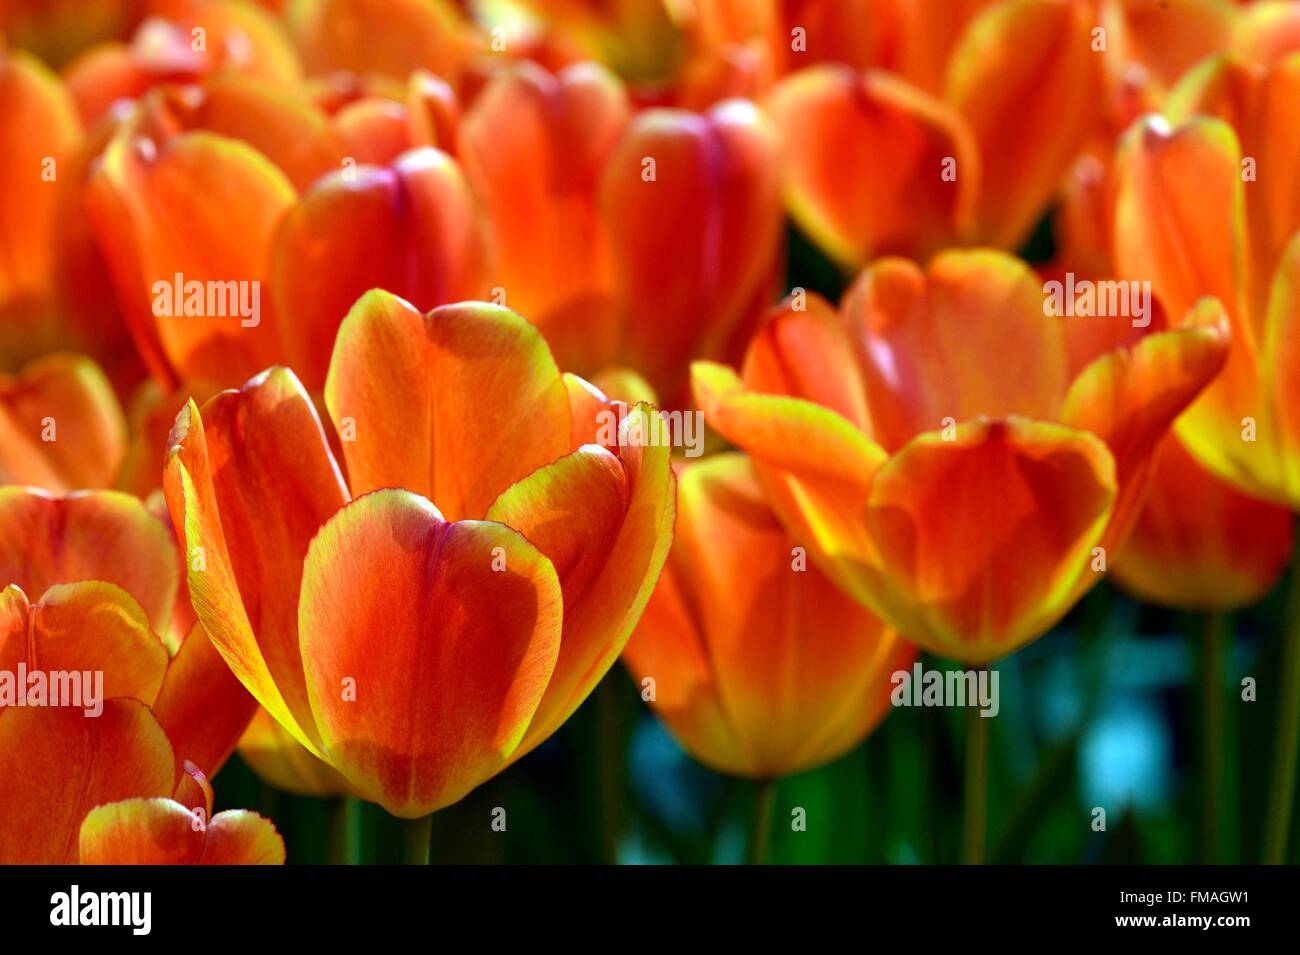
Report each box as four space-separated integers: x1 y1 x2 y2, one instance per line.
162 290 675 818
7 0 1300 882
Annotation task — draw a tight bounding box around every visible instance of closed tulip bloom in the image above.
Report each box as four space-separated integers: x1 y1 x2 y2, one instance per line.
601 98 783 401
1112 436 1293 611
693 250 1230 663
458 61 630 375
0 49 81 365
162 290 675 817
625 453 913 778
764 64 978 271
1113 53 1300 509
0 354 126 491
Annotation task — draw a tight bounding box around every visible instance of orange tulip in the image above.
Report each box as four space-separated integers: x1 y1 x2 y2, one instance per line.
763 64 978 271
286 0 481 81
0 487 256 768
162 290 675 816
458 61 630 374
0 49 82 366
1112 436 1293 611
0 353 126 491
80 797 285 864
625 453 914 777
0 489 259 862
460 62 781 400
1112 53 1300 508
600 97 783 401
693 250 1230 663
85 73 489 393
62 3 302 125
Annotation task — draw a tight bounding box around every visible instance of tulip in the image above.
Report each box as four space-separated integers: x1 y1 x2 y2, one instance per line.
624 452 913 784
460 61 782 402
0 489 258 862
1113 436 1292 612
1111 51 1300 864
0 354 127 491
692 249 1230 664
86 76 490 393
0 49 82 367
162 290 675 819
0 486 256 759
287 0 481 81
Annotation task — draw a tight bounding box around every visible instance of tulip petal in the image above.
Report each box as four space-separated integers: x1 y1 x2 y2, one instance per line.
0 699 176 863
1113 436 1292 610
324 290 572 520
764 65 977 268
164 370 345 757
0 354 126 491
271 148 491 389
946 0 1103 247
152 621 258 777
842 251 1068 451
0 50 80 309
1062 297 1232 551
26 581 169 706
86 130 296 387
867 417 1116 660
199 810 286 864
487 410 676 753
600 100 782 397
627 454 909 777
741 292 872 434
78 798 205 865
459 62 629 374
288 0 476 80
298 489 562 816
0 486 177 630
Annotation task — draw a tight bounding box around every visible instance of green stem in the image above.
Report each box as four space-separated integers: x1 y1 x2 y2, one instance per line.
1263 567 1300 864
328 796 362 865
403 814 433 865
1198 613 1227 864
746 778 777 865
597 678 623 864
962 697 988 865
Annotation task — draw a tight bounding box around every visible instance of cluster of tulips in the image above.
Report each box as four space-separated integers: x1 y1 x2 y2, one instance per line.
1 0 1299 866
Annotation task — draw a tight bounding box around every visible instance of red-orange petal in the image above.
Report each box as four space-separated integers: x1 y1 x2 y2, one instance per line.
0 486 177 630
459 61 630 375
486 409 676 754
1112 435 1292 610
0 699 176 863
764 64 977 269
324 290 572 520
152 620 258 777
0 354 127 492
85 129 296 388
271 148 491 389
866 417 1116 661
165 367 347 756
600 99 783 398
298 488 562 816
946 0 1103 248
842 251 1068 451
